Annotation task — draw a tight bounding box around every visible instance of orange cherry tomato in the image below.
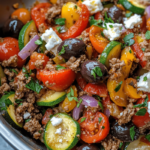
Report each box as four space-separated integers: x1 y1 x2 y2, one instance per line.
29 52 49 70
54 4 89 40
42 109 53 125
39 68 76 91
147 18 150 30
11 8 31 24
78 111 110 143
31 3 51 29
89 25 109 54
0 37 25 68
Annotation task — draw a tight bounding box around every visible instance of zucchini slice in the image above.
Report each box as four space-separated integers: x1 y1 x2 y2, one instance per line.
118 0 145 15
3 94 23 129
18 20 37 50
36 90 66 106
44 113 80 150
100 41 121 68
0 65 5 85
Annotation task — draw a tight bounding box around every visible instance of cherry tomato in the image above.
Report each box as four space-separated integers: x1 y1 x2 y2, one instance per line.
76 72 87 90
84 83 108 97
78 111 110 143
11 8 31 24
39 68 76 91
31 3 51 29
89 25 109 54
42 109 53 125
54 4 89 40
0 37 25 68
29 52 49 70
140 16 147 33
147 18 150 30
94 12 104 20
102 95 111 108
132 94 150 128
140 136 150 146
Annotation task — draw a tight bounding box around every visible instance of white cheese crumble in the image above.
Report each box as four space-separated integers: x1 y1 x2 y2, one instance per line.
137 72 150 92
82 0 103 15
51 117 62 126
148 102 150 115
123 14 142 29
55 128 62 135
59 139 63 143
41 28 62 51
103 23 122 41
23 112 31 119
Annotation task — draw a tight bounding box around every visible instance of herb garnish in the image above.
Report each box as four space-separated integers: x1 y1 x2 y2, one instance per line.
59 45 68 55
146 134 150 142
145 30 150 40
119 142 123 148
125 12 133 18
123 33 135 46
143 76 147 81
56 65 66 71
35 39 42 45
130 126 135 141
55 18 66 26
80 117 86 123
77 98 83 108
114 81 123 92
91 67 103 80
25 119 31 123
56 26 61 33
67 87 78 102
135 108 147 116
15 99 23 104
9 69 18 74
98 117 102 123
142 48 146 52
98 101 103 112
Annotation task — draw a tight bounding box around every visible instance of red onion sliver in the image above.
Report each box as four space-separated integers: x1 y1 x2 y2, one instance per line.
104 108 110 118
73 104 84 120
18 35 40 60
121 25 126 34
146 6 150 20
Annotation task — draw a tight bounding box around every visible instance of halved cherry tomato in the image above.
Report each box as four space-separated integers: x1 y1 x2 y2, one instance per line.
76 72 87 90
131 36 147 68
11 8 31 24
132 94 150 127
78 111 110 143
31 3 51 29
42 109 53 125
140 16 147 33
39 68 76 91
0 37 25 68
89 25 109 53
54 4 89 40
102 95 111 108
29 52 49 70
84 83 108 97
94 12 104 20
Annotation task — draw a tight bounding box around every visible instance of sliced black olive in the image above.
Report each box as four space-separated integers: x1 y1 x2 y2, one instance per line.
111 122 140 142
3 18 24 39
57 38 86 59
77 144 99 150
81 60 108 83
107 5 123 23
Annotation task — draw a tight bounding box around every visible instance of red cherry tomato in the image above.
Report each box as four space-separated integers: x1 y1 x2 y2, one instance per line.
29 52 49 70
42 109 53 125
76 72 87 90
39 68 76 91
31 3 51 29
0 37 25 68
94 12 104 20
140 136 150 146
78 111 110 143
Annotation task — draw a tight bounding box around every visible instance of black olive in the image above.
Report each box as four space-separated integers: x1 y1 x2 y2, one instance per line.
111 122 140 142
107 5 123 23
81 60 108 83
57 38 86 59
3 18 24 39
77 144 99 150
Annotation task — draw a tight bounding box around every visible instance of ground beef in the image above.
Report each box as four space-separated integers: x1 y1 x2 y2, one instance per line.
34 88 47 99
26 93 36 104
80 30 90 45
1 77 7 84
2 55 18 67
139 121 150 134
139 0 150 6
109 58 125 80
29 31 37 41
0 83 10 95
34 59 45 69
129 60 139 76
102 8 108 17
4 68 19 81
101 135 121 150
23 118 43 140
45 59 55 71
78 91 87 97
66 55 87 73
118 103 135 125
38 23 46 33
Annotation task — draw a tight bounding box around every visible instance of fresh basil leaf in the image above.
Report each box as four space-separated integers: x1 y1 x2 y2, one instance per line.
129 49 132 53
56 65 66 71
133 95 148 108
25 119 31 123
146 134 150 142
70 87 74 96
77 98 83 108
145 30 150 40
56 26 61 33
114 81 123 92
67 87 78 102
128 39 135 46
91 67 103 80
98 117 102 123
130 126 135 141
125 12 133 18
25 79 42 93
35 39 42 45
98 101 103 112
91 70 96 79
9 69 18 74
136 76 140 80
104 12 114 23
135 108 147 116
143 76 147 81
15 99 23 104
123 33 134 43
109 25 113 28
5 98 13 107
119 142 123 148
55 18 66 26
80 117 86 123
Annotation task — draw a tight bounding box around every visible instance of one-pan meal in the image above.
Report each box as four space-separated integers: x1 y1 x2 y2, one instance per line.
1 0 150 149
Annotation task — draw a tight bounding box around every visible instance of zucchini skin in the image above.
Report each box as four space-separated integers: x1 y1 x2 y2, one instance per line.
118 0 145 15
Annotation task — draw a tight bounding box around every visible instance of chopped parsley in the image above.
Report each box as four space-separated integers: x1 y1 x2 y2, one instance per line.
56 26 61 33
59 45 68 55
80 117 86 123
35 39 42 45
77 98 83 108
5 98 13 107
9 69 18 74
98 117 102 123
91 67 103 80
129 49 132 53
145 30 150 40
119 142 123 148
125 12 133 18
67 87 78 102
55 18 66 26
123 33 135 46
142 48 146 52
25 119 31 123
146 134 150 142
15 99 23 104
109 25 113 28
114 81 123 92
74 5 77 9
130 126 135 141
143 76 148 81
135 108 147 116
102 126 105 129
98 101 103 112
56 65 66 71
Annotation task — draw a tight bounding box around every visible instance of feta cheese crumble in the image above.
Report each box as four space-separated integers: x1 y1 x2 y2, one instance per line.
137 72 150 92
148 102 150 115
123 14 142 29
51 117 62 126
41 28 62 51
59 139 63 143
23 112 31 119
55 128 62 135
103 23 122 41
82 0 103 15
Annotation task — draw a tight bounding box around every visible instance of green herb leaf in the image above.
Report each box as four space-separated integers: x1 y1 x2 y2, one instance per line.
123 33 134 46
9 69 18 74
35 39 42 45
25 79 42 93
114 81 123 92
146 134 150 142
96 95 102 101
142 48 146 52
38 130 42 133
143 76 147 81
104 12 114 23
133 95 148 108
102 126 105 129
41 108 46 115
98 117 102 123
91 67 103 80
56 26 61 33
136 76 140 80
145 30 150 40
130 126 135 141
125 12 133 18
109 25 113 28
55 18 66 26
22 67 27 73
91 70 96 79
98 101 103 112
129 49 132 53
135 108 147 116
80 117 86 123
79 38 82 40
67 87 78 102
128 39 135 46
49 114 53 118
56 65 66 70
101 31 104 37
119 142 123 148
77 98 83 108
15 99 23 104
74 5 77 9
25 119 31 123
59 45 67 55
5 98 13 107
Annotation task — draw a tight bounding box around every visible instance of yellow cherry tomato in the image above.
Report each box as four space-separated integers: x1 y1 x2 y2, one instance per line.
50 0 57 4
61 2 81 28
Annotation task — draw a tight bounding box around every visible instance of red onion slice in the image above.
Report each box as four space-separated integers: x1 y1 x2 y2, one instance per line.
18 35 40 60
146 6 150 20
121 25 126 34
104 108 110 118
73 104 84 121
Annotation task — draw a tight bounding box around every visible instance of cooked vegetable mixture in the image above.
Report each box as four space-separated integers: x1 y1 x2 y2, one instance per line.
1 0 150 149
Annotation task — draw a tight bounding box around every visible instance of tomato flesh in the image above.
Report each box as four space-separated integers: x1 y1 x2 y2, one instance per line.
42 109 53 125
